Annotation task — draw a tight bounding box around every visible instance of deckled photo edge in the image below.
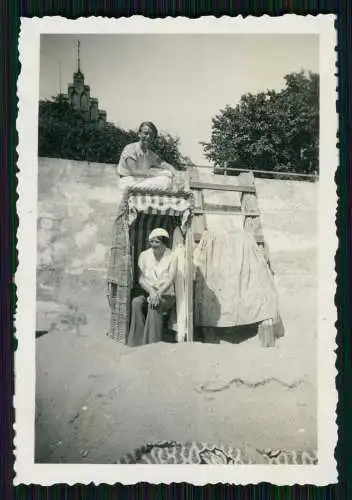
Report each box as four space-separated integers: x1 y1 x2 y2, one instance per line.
14 14 338 486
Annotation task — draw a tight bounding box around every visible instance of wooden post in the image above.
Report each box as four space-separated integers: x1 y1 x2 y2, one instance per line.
238 172 275 347
189 167 207 242
238 171 265 246
185 226 194 342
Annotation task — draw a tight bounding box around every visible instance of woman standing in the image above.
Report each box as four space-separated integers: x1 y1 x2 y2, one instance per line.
118 121 177 192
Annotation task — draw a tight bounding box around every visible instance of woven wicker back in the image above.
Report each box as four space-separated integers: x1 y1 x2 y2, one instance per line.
107 213 131 343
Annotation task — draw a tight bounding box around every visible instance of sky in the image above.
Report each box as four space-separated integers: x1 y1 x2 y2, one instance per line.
39 34 319 165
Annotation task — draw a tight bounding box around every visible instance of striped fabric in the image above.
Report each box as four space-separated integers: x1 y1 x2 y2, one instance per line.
128 193 192 216
126 190 194 231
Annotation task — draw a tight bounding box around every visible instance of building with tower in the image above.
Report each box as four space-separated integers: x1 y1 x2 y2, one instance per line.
67 41 107 124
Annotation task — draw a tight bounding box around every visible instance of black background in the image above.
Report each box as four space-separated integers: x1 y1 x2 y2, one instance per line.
1 1 350 498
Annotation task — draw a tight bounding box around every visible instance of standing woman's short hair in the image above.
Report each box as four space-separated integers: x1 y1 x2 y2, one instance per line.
138 121 158 139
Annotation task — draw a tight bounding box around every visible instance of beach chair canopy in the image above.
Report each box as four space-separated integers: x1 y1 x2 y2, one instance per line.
107 186 195 343
124 186 195 232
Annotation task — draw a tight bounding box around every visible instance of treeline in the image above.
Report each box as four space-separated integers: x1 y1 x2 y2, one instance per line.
38 94 190 169
39 71 319 176
201 71 319 176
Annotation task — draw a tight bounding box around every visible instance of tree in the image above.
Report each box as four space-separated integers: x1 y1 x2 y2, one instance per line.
201 71 319 175
38 94 188 169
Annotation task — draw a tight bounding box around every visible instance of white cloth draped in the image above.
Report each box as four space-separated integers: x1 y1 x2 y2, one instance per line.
171 227 187 342
119 174 173 193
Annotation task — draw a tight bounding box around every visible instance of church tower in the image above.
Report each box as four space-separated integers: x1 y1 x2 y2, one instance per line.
67 41 107 123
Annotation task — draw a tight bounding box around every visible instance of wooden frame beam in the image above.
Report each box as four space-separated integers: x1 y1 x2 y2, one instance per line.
189 181 256 193
194 208 260 216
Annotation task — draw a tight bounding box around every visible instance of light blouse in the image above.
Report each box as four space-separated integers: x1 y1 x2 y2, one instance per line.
138 247 176 296
118 142 162 177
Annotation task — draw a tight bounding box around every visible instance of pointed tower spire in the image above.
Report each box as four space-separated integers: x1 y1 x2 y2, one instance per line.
77 40 81 72
59 59 62 94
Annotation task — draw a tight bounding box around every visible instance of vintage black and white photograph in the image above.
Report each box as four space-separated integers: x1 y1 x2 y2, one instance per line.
15 16 337 485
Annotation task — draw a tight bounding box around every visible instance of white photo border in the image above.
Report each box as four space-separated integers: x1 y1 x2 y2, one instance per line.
15 14 338 486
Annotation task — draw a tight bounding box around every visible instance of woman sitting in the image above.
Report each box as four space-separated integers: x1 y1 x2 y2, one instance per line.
118 121 178 192
127 228 177 347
